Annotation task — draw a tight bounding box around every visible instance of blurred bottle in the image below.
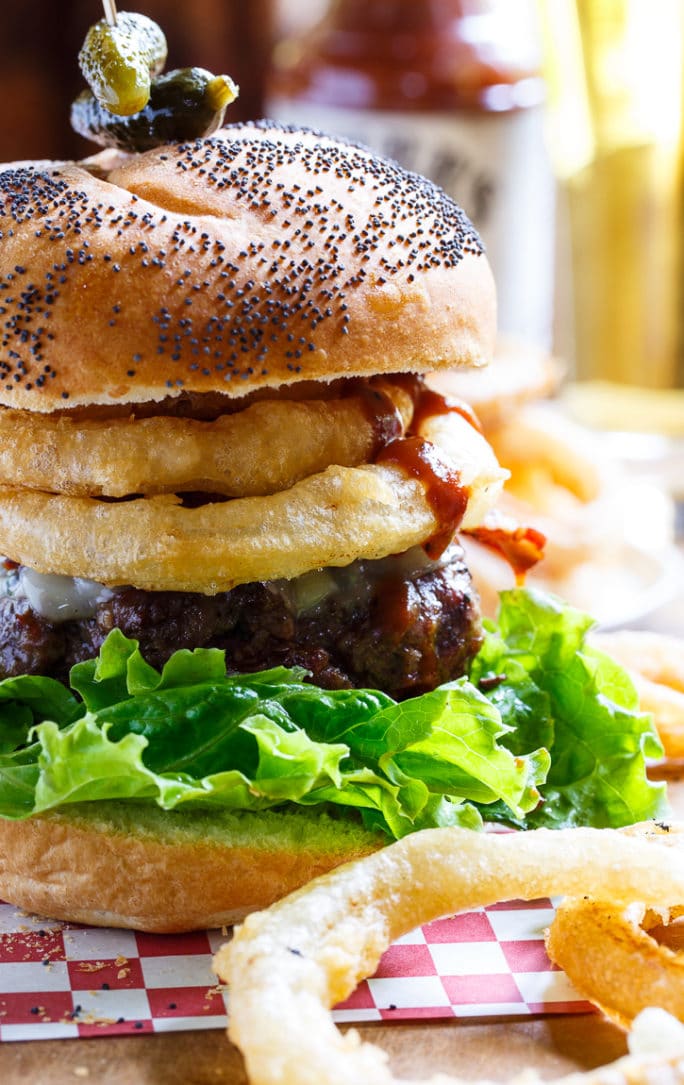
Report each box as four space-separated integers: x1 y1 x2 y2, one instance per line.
541 0 684 390
266 0 556 350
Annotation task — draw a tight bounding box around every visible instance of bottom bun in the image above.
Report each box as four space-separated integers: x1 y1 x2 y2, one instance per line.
0 802 384 932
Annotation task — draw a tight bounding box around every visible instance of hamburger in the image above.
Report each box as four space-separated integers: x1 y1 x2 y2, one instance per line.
0 122 664 931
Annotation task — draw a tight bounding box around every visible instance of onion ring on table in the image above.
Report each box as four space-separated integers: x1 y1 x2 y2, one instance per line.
630 680 684 761
0 378 414 498
0 413 505 593
546 822 684 1030
214 823 684 1085
591 633 684 760
548 899 684 1032
485 404 605 505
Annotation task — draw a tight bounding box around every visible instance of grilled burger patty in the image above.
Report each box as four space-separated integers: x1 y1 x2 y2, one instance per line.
0 542 481 698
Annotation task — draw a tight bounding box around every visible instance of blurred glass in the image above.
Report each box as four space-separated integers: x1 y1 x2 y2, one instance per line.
541 0 684 391
540 1 684 530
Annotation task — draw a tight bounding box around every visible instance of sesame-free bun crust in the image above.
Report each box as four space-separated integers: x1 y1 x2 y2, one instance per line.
0 121 495 411
0 802 384 932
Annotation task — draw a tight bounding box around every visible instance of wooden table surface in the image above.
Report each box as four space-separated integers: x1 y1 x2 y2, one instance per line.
0 1012 635 1084
1 551 682 1084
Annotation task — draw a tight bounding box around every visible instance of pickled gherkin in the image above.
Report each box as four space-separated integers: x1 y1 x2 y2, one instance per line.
78 11 167 116
71 67 240 151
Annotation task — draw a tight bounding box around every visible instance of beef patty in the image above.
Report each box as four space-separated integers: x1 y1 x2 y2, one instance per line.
0 543 482 699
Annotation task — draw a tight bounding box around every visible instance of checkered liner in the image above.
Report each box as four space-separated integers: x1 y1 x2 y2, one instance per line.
0 897 593 1040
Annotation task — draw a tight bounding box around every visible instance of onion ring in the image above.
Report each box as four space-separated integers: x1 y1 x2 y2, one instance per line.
214 823 684 1085
486 405 605 505
0 413 505 592
548 899 684 1032
0 465 435 592
632 679 684 761
0 378 414 498
546 822 684 1030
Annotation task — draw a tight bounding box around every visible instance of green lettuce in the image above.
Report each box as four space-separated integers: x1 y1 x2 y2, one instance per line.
0 588 667 835
469 588 666 827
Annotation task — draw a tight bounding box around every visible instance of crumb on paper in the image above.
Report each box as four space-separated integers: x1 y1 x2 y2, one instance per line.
114 954 131 980
203 983 225 1011
60 1008 118 1028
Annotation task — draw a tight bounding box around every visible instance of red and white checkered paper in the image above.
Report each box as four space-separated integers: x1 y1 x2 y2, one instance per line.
0 897 593 1041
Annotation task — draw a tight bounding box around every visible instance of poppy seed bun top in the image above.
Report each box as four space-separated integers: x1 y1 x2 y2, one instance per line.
0 121 495 412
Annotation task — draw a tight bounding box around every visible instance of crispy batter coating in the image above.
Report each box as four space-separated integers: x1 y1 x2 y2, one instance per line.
216 823 684 1085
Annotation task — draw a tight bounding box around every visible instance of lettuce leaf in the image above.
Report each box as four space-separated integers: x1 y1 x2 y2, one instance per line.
0 589 667 835
469 588 666 827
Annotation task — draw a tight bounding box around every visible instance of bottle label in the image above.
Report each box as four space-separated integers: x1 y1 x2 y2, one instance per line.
266 98 556 348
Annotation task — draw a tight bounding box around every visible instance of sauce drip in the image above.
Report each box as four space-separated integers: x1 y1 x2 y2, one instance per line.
411 384 484 435
377 436 468 559
465 518 546 582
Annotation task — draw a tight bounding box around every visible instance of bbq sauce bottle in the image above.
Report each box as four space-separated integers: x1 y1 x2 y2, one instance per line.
267 0 555 349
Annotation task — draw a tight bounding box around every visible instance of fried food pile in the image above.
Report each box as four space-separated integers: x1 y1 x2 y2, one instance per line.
215 821 684 1085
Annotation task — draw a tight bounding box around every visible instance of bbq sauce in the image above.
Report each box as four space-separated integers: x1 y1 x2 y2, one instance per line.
377 436 468 560
345 375 484 462
411 385 483 435
369 375 545 582
466 520 546 582
357 375 480 559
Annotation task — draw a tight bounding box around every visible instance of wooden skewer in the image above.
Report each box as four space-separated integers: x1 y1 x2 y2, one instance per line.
102 0 118 26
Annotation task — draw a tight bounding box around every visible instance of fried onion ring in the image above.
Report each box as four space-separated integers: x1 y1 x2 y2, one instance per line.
0 413 506 592
485 404 605 505
214 823 684 1085
0 465 434 592
0 378 414 498
546 823 684 1030
548 898 684 1032
632 679 684 761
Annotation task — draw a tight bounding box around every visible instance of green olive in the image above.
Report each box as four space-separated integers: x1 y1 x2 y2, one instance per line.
71 67 240 152
78 11 168 116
